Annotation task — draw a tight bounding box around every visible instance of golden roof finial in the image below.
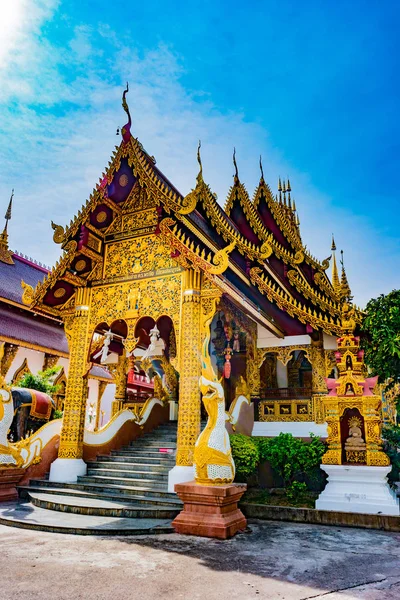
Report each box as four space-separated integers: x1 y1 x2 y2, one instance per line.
121 82 132 141
331 234 340 292
278 177 282 192
282 179 287 194
4 189 13 231
287 178 291 192
259 155 264 181
233 147 239 182
287 192 292 210
0 190 14 265
340 250 352 303
197 140 203 182
292 198 297 212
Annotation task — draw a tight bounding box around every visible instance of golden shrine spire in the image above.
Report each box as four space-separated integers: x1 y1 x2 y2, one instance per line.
331 234 340 293
0 190 14 265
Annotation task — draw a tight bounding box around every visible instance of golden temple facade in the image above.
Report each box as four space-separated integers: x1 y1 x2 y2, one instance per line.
18 87 364 471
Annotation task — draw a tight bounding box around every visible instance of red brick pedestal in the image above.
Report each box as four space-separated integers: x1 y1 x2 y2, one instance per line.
0 467 25 502
172 481 247 539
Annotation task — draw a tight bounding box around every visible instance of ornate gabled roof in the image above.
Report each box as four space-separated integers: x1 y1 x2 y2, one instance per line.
22 87 362 337
0 304 68 355
0 252 48 306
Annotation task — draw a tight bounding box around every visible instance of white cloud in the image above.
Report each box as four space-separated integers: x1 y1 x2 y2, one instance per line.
0 9 398 308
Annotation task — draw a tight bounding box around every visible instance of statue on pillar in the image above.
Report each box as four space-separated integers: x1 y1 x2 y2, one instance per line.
93 329 113 364
142 324 165 360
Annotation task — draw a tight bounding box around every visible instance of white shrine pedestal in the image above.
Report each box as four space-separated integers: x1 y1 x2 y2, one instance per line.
316 465 399 516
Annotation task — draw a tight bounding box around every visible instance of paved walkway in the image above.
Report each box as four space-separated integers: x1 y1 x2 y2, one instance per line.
1 519 400 600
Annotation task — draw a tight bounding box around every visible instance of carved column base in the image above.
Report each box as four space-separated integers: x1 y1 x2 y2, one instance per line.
0 467 25 502
172 481 247 539
49 458 87 483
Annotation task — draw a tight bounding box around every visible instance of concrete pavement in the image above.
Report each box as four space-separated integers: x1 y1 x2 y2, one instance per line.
1 519 400 599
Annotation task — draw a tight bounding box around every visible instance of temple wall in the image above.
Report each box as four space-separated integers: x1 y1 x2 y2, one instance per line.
84 380 115 429
257 325 311 348
253 421 328 437
323 333 338 350
85 379 99 431
100 384 115 425
57 357 69 375
1 342 113 428
6 346 45 383
276 360 288 388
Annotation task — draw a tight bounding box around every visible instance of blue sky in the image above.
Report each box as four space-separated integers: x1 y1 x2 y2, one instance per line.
0 0 399 307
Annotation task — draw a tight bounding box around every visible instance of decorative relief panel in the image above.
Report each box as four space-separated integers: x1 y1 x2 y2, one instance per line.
122 210 158 232
259 398 313 422
89 274 183 329
104 235 176 279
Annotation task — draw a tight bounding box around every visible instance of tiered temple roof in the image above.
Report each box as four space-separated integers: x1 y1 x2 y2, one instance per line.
18 87 362 338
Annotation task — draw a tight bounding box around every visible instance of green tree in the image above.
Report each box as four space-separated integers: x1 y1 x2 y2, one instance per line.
361 290 400 397
17 365 62 396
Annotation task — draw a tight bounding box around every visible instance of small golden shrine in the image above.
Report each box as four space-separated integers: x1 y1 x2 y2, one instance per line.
322 304 389 467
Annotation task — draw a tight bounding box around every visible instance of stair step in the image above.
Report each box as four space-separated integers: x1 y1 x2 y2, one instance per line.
28 492 180 519
0 501 174 536
132 440 176 446
10 422 181 536
78 475 168 490
112 450 175 457
86 468 168 480
87 461 171 472
99 455 175 465
18 485 182 507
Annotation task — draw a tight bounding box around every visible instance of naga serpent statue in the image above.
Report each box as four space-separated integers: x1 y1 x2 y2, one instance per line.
193 312 235 485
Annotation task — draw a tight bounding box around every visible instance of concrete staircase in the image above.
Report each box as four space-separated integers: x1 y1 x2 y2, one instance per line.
0 422 182 535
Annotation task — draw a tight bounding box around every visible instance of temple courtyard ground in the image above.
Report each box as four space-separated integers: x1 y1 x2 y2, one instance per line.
1 520 400 600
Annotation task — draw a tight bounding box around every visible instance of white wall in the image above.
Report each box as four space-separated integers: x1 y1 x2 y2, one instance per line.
257 325 311 349
58 357 69 376
6 347 45 383
86 379 99 431
100 383 116 426
323 333 338 350
253 421 328 437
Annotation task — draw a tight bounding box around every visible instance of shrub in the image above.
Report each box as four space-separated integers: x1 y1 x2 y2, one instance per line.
383 424 400 484
286 481 308 504
255 433 325 494
230 434 259 482
53 409 64 419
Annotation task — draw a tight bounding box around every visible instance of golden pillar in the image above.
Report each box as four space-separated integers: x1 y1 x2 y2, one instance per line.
176 269 202 467
58 287 92 459
310 339 327 425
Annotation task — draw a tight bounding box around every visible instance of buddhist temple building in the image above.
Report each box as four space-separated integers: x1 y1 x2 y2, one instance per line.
0 86 364 485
